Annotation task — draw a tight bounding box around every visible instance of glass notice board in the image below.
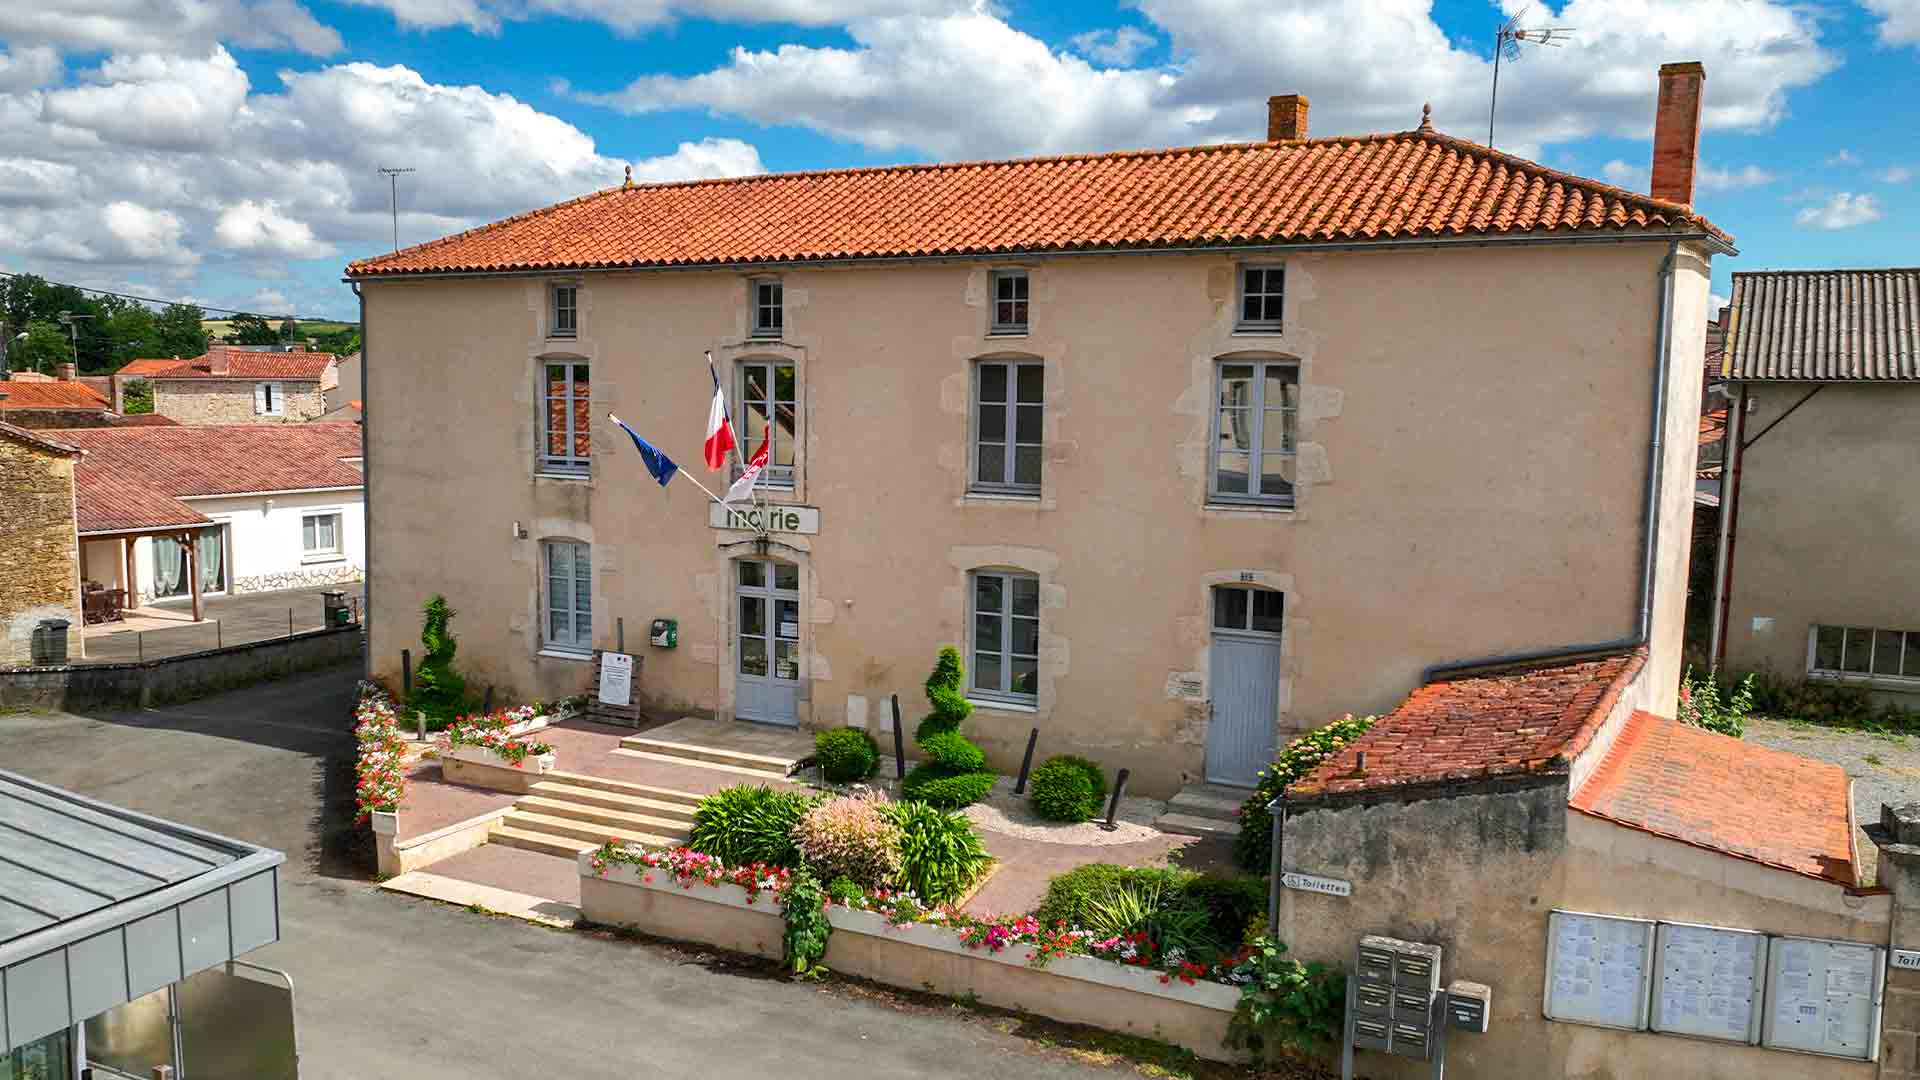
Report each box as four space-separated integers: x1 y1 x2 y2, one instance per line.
1762 936 1884 1060
1650 922 1767 1043
1543 910 1655 1030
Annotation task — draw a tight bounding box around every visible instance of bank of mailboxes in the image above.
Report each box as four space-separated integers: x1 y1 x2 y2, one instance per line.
1353 936 1443 1061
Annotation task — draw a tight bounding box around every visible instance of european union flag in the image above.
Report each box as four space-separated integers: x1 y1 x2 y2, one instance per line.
608 413 679 488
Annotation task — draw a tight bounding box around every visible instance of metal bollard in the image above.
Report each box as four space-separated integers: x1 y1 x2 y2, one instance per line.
1102 768 1130 831
288 607 294 639
215 619 222 649
482 686 494 714
617 616 625 653
401 648 412 698
1013 727 1040 794
891 694 907 781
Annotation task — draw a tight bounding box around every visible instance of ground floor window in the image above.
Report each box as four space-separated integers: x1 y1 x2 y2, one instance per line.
4 1026 72 1080
152 527 225 598
970 570 1038 704
1811 623 1920 681
303 512 342 555
543 540 591 653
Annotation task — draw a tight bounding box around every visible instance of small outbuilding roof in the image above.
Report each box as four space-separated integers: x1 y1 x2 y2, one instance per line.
0 381 110 411
143 347 335 381
1723 268 1920 381
1570 711 1860 887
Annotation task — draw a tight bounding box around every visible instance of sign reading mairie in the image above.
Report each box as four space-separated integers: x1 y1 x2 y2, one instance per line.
710 503 821 535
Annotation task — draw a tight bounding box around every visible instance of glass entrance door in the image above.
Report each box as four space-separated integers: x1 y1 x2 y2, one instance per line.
735 558 800 725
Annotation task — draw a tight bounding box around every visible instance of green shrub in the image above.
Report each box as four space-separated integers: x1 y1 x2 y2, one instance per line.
913 645 973 741
814 727 879 783
900 764 997 809
879 800 992 904
1037 863 1187 928
1234 714 1379 873
1226 936 1346 1058
1744 668 1920 732
918 730 987 771
410 595 474 729
1182 874 1268 948
1028 754 1106 823
825 875 865 906
688 784 812 868
1081 878 1216 959
1678 666 1754 738
792 794 903 887
781 863 831 978
1035 863 1264 959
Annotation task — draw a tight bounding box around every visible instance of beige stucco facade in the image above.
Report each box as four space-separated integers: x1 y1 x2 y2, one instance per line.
361 240 1711 795
1719 383 1920 702
153 378 328 424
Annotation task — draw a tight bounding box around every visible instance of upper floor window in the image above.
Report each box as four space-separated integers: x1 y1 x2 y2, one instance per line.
991 269 1029 334
973 359 1043 495
540 360 590 476
1811 624 1920 682
1209 358 1297 507
543 540 592 653
550 283 578 339
751 277 784 338
1213 585 1284 635
737 360 796 488
1237 265 1284 331
971 570 1039 704
254 381 282 416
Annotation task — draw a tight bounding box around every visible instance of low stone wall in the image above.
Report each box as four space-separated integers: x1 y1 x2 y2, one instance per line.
373 806 511 878
0 624 362 710
580 858 1241 1059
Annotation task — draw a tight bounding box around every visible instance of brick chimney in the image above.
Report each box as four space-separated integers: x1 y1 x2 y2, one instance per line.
56 362 76 381
1650 62 1705 205
1267 95 1309 142
206 344 229 375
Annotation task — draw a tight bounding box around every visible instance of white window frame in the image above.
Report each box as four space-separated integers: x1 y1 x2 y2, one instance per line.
1807 623 1920 688
1207 357 1298 507
968 569 1039 705
751 277 784 338
538 359 591 477
301 510 344 558
990 269 1030 335
734 359 797 489
971 359 1043 496
549 282 578 339
542 539 592 654
254 381 283 416
1236 263 1285 332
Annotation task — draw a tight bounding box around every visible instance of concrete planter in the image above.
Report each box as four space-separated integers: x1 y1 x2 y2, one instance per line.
370 810 399 836
578 855 1241 1057
440 743 556 794
444 743 555 774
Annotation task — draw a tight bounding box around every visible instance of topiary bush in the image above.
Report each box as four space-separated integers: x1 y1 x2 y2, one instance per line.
814 727 880 783
793 794 903 888
914 645 973 741
1028 754 1106 823
899 646 997 808
1234 713 1379 873
900 764 998 809
879 799 992 905
688 784 812 868
410 594 474 729
917 730 986 772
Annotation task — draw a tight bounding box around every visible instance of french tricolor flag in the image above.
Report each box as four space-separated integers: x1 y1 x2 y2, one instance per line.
704 352 737 471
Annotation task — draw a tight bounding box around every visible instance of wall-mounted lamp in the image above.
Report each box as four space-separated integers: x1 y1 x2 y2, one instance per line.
511 521 528 540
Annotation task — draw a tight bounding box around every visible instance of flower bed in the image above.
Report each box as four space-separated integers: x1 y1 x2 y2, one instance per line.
354 681 408 823
441 709 555 771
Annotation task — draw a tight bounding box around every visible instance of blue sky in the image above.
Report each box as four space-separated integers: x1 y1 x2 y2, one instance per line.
2 0 1915 321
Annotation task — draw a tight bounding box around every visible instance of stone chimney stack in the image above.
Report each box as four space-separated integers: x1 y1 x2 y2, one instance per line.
207 344 229 375
1650 62 1705 205
56 362 76 381
1267 95 1309 142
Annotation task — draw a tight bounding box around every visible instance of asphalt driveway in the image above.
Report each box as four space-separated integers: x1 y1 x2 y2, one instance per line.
0 667 1202 1080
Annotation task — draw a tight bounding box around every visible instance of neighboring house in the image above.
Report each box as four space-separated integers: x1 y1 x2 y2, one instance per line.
145 344 337 424
54 423 365 610
0 372 114 429
347 64 1727 795
325 349 361 412
0 422 84 664
1711 267 1920 702
111 355 188 413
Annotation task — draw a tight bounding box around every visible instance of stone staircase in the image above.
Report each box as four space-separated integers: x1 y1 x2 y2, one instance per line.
488 771 701 859
1153 782 1248 840
611 733 811 779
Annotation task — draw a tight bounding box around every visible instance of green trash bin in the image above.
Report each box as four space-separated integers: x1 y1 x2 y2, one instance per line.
322 590 352 627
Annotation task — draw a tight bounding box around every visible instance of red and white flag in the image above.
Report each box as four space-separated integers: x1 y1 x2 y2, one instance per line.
723 430 770 503
703 353 737 471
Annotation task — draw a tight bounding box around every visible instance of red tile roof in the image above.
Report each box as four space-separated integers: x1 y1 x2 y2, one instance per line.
1288 650 1646 799
1571 711 1859 887
0 421 83 457
106 413 180 426
118 358 188 377
346 127 1727 278
0 381 110 410
144 347 334 381
56 423 364 534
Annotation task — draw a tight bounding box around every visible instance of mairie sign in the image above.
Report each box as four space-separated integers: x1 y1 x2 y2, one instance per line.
709 503 821 535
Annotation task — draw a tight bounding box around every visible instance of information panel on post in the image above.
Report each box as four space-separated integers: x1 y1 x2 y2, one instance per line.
1650 922 1766 1044
1543 910 1655 1031
1761 936 1884 1060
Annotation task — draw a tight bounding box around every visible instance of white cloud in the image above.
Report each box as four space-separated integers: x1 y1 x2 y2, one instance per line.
1710 292 1729 315
628 137 765 181
1881 166 1913 184
1696 163 1775 191
1071 26 1155 67
103 201 194 262
0 1 340 59
0 46 60 92
1602 160 1648 191
1827 148 1861 166
41 49 250 152
1863 0 1920 45
345 0 960 34
215 200 338 257
1795 192 1882 230
246 288 291 312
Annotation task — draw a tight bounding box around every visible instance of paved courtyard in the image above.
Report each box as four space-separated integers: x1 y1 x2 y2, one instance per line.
77 583 364 664
0 666 1219 1080
1746 716 1920 886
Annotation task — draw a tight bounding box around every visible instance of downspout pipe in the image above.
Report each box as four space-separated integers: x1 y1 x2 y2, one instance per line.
353 281 371 679
1708 383 1747 669
1424 238 1683 682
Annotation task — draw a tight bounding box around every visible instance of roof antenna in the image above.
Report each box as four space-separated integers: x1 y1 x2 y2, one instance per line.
378 165 416 253
1488 7 1574 150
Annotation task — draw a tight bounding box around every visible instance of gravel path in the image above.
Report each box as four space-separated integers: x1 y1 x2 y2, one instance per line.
1744 717 1920 885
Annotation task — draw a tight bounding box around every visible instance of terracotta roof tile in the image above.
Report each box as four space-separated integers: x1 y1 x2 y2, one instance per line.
1288 650 1646 799
347 128 1727 279
0 381 110 410
1571 711 1858 886
0 421 83 457
145 347 334 381
118 358 189 377
54 423 363 534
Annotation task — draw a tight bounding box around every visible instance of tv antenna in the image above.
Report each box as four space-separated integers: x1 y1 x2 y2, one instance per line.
1488 8 1573 149
378 165 416 252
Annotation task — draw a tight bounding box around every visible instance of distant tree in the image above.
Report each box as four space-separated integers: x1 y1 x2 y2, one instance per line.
277 317 300 344
121 379 154 414
228 313 277 345
101 305 158 370
152 304 208 358
312 326 362 356
11 321 69 374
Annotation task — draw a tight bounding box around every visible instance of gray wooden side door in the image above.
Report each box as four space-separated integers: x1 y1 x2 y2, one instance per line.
734 558 800 726
1205 586 1283 787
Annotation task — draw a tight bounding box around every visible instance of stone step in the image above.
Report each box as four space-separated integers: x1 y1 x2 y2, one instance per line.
617 736 802 776
1167 787 1247 822
488 826 594 859
515 796 693 839
527 780 699 821
502 809 682 850
541 771 704 806
1153 812 1240 840
609 747 801 780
